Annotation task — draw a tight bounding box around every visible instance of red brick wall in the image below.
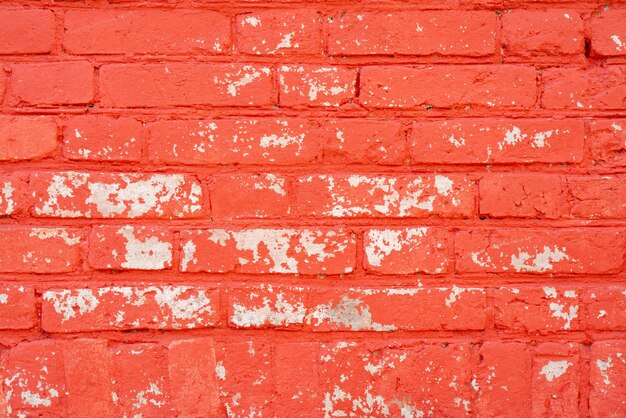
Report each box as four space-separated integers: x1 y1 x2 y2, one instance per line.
0 1 625 416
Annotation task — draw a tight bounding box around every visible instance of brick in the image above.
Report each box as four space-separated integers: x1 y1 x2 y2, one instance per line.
306 287 487 331
228 285 486 331
411 118 584 164
237 10 320 55
2 340 66 417
0 227 81 273
542 66 626 110
0 285 36 329
590 10 626 56
567 176 626 218
111 343 170 418
328 11 496 56
278 65 356 107
501 10 583 57
364 227 450 274
319 342 472 416
211 174 290 218
0 116 58 160
100 64 272 107
228 286 306 329
42 285 219 332
148 118 319 165
588 119 626 166
295 174 475 218
320 119 406 165
494 286 580 332
274 343 320 414
89 225 173 270
215 341 274 416
63 116 142 161
30 171 203 218
480 174 567 218
477 342 531 417
456 228 625 274
0 9 55 54
585 287 626 330
590 341 626 416
64 10 229 54
168 339 220 417
360 65 536 109
63 339 115 418
181 228 356 274
10 62 94 105
532 343 580 417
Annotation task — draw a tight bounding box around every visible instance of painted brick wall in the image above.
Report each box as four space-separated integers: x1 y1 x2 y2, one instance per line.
0 0 624 416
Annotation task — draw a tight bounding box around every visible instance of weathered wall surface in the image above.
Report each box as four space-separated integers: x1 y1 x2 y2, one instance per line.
0 0 625 416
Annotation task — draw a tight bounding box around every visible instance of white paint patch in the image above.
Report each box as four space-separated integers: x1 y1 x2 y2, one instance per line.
43 289 99 322
117 226 172 270
365 228 428 267
1 181 15 214
231 292 306 327
539 360 572 381
611 35 624 51
181 240 197 271
596 357 613 384
307 296 396 331
29 228 80 246
510 246 569 272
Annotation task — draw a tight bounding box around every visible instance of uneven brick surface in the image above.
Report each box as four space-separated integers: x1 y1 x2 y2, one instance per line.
0 1 625 417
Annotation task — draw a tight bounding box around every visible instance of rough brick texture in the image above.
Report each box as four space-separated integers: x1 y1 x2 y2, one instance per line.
0 1 624 417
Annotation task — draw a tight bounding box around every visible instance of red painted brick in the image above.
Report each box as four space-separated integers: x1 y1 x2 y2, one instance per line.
320 119 406 165
0 9 55 54
180 228 356 274
112 343 170 417
0 116 58 160
30 171 203 218
63 116 142 161
100 64 272 107
328 11 496 56
590 10 626 56
148 118 318 165
0 227 81 273
228 285 486 331
532 343 580 417
63 339 116 417
585 287 626 330
364 227 450 274
411 118 584 164
319 342 472 416
542 66 626 110
64 10 229 54
296 174 475 218
278 65 356 107
567 176 626 218
274 343 319 414
42 286 219 332
477 342 531 417
590 341 626 416
456 228 625 274
501 10 583 57
306 287 487 331
89 225 173 270
215 341 274 416
237 10 320 55
494 286 580 332
2 340 66 417
10 62 94 105
360 65 536 109
211 174 290 218
168 338 221 417
588 119 626 166
0 285 36 329
480 174 567 219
